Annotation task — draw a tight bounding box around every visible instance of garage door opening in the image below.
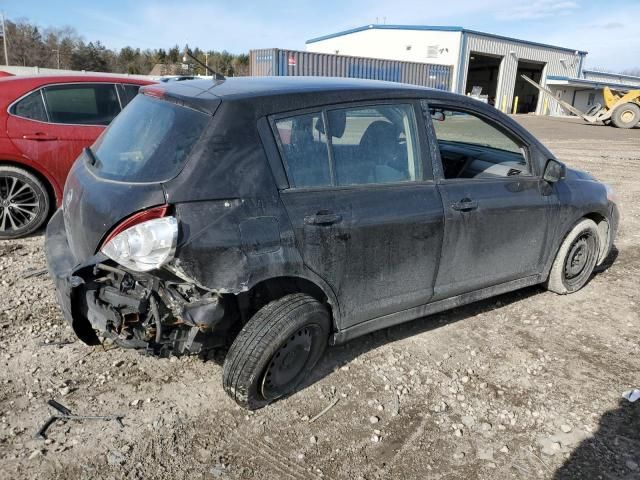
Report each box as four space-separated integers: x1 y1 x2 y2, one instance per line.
465 52 502 105
513 60 545 113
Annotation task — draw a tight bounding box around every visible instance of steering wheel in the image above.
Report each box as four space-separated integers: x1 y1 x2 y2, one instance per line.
456 156 475 178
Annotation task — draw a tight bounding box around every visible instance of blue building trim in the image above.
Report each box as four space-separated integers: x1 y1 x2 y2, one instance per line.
306 24 588 55
306 24 463 44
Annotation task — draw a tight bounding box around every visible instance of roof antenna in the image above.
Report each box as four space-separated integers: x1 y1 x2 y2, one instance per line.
182 46 226 81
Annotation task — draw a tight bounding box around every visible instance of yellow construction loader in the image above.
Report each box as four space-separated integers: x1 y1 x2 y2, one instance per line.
521 75 640 128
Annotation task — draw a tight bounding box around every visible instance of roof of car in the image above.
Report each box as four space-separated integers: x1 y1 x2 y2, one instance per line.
156 76 436 99
143 76 459 115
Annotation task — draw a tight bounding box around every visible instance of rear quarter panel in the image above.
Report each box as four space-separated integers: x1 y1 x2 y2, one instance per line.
166 99 330 298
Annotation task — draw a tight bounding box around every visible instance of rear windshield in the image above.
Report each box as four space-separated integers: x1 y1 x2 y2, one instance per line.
91 94 209 182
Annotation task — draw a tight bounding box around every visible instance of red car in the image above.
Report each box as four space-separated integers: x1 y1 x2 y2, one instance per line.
0 74 153 238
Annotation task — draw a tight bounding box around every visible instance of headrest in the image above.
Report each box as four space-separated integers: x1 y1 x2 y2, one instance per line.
315 110 347 138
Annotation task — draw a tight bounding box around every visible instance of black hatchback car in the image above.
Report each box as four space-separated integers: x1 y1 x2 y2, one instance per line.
46 77 618 409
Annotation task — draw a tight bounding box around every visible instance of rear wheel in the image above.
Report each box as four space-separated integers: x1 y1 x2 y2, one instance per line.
546 219 600 294
223 293 330 409
610 102 640 128
0 166 50 239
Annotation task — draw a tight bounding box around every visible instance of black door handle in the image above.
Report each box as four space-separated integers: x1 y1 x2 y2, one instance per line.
304 212 343 225
450 198 478 212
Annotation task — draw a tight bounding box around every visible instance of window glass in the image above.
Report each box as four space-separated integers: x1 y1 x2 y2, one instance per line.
91 95 208 183
117 84 141 108
275 112 331 188
328 104 420 186
12 91 47 122
430 108 529 179
43 84 120 125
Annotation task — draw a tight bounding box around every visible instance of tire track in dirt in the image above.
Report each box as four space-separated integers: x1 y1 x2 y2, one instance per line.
230 431 323 480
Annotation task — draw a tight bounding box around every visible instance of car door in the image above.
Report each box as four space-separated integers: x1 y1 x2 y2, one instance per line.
273 101 445 328
425 102 553 299
7 83 121 189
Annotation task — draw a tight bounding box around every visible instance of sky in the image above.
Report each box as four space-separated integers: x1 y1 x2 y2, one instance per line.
3 0 639 72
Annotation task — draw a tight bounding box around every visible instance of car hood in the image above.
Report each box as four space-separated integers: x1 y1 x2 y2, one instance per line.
565 166 596 182
63 152 167 262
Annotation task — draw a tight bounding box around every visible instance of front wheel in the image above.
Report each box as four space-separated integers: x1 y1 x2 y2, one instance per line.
610 102 640 129
0 166 50 239
546 219 600 294
222 293 330 409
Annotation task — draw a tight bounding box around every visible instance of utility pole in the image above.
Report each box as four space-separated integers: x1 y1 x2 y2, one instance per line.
1 12 9 66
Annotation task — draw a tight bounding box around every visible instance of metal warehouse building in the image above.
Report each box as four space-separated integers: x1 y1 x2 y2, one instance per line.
306 25 589 115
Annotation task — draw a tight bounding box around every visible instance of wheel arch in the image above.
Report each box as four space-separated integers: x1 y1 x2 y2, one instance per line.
583 212 610 265
0 159 60 211
233 275 339 332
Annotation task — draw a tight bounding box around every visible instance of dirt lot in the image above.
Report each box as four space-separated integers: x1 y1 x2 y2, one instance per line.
0 116 638 480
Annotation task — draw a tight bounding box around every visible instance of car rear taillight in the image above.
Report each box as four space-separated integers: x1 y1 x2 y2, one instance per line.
100 205 178 272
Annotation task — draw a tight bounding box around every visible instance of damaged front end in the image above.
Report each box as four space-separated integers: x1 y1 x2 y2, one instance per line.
46 210 233 356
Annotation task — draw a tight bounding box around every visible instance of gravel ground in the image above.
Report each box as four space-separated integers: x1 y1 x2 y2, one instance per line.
0 116 638 480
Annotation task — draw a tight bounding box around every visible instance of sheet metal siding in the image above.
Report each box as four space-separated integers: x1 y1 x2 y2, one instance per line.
250 49 452 91
460 34 582 114
582 71 640 87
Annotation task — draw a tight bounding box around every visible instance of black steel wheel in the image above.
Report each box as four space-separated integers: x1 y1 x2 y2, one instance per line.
223 293 330 409
562 232 597 289
260 324 320 401
546 219 600 294
0 166 50 239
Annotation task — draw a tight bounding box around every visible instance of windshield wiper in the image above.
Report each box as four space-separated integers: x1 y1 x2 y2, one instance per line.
84 147 98 167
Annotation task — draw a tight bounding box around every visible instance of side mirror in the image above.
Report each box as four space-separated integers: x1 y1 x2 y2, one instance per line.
543 159 566 183
430 110 446 122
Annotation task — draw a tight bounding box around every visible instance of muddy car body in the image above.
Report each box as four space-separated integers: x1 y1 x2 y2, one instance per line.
46 77 619 408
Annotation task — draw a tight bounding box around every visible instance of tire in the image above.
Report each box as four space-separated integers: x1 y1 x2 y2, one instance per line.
0 166 50 239
546 219 600 294
223 293 330 409
610 102 640 129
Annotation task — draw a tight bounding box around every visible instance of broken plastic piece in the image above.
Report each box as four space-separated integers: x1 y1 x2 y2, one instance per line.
622 389 640 403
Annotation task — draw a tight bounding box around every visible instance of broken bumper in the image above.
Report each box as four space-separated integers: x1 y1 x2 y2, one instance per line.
46 209 101 345
45 209 229 354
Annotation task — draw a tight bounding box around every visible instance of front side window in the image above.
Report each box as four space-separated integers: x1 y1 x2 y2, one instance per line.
43 84 120 125
275 103 422 189
430 108 530 179
11 91 47 122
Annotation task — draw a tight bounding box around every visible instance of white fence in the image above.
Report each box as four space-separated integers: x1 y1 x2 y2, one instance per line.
0 65 154 80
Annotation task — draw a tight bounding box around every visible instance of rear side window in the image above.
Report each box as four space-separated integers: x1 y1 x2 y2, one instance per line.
275 113 331 188
117 84 140 107
91 94 209 183
43 84 120 125
274 103 422 188
328 104 420 186
12 91 47 122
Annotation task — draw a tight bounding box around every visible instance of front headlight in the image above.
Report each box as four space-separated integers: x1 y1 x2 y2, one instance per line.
101 216 178 272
